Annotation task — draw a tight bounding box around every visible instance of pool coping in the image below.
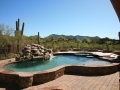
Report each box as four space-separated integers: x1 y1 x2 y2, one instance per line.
0 51 120 88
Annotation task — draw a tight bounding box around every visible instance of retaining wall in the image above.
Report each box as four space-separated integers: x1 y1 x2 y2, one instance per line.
0 63 119 89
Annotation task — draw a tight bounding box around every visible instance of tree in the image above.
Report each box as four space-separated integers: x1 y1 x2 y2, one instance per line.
28 35 38 44
90 38 99 49
44 37 51 42
99 37 110 44
105 41 112 50
91 38 99 43
0 24 14 47
66 36 71 41
76 40 81 49
0 24 14 56
58 36 65 41
82 37 90 44
49 36 55 41
52 41 56 50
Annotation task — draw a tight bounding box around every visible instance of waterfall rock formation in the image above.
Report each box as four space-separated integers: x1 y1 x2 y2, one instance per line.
16 44 52 61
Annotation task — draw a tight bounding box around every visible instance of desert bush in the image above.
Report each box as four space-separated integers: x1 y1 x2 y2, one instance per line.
0 53 15 60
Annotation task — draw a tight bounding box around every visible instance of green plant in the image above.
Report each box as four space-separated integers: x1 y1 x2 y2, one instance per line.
38 32 40 44
18 51 23 56
0 53 15 60
6 53 15 59
105 41 112 50
52 41 57 50
76 40 81 49
15 18 25 53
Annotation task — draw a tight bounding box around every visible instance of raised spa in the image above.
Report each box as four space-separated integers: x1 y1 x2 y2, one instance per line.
4 55 112 72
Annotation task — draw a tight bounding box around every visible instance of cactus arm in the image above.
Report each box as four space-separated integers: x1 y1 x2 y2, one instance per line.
21 22 24 35
18 18 20 30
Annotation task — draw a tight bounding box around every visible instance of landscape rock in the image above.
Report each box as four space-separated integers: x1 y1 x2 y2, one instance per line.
15 44 52 61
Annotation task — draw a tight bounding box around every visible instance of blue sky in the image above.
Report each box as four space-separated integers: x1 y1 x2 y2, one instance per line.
0 0 120 39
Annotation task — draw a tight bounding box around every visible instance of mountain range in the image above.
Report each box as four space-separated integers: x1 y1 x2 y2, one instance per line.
47 34 100 40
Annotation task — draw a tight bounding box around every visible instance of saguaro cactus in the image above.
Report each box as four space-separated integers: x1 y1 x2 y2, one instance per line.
21 22 24 35
15 18 25 53
38 32 40 45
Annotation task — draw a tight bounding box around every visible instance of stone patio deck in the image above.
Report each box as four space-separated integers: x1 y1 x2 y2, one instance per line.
0 52 119 90
24 72 119 90
0 72 119 90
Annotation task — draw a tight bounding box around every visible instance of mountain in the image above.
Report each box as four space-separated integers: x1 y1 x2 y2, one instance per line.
46 34 100 40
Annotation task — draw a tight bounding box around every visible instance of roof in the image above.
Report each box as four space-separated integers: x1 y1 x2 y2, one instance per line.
110 0 120 21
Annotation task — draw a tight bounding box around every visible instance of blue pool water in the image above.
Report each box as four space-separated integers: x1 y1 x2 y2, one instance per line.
4 55 111 72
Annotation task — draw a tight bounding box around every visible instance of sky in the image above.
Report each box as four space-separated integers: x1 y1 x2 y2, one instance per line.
0 0 120 39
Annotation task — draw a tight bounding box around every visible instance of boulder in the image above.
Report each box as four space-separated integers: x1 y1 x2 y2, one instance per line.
16 43 52 61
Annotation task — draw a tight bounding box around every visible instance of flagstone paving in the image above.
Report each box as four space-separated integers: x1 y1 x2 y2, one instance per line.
24 72 119 90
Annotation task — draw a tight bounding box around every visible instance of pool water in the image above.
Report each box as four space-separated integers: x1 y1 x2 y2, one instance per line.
4 55 111 72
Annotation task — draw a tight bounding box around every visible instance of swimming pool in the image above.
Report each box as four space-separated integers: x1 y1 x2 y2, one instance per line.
4 55 111 72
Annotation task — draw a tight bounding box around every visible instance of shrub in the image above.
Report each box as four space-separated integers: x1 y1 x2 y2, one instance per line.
0 53 15 60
